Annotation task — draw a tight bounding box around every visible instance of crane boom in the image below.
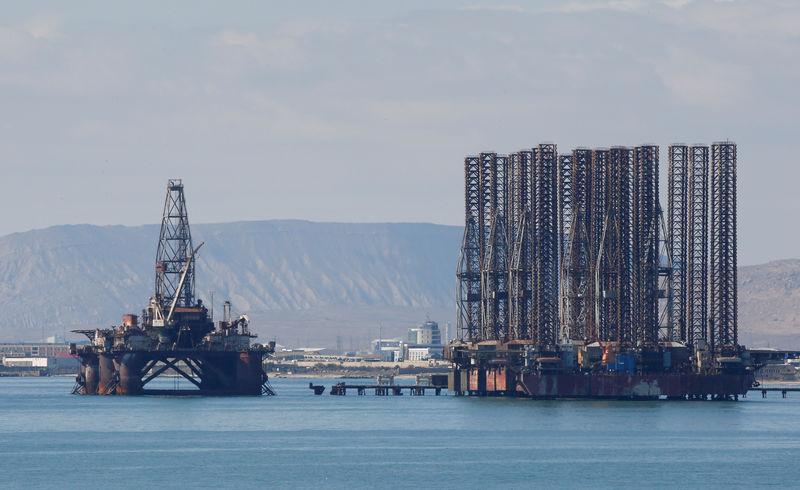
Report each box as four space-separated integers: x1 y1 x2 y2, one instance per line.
165 242 204 324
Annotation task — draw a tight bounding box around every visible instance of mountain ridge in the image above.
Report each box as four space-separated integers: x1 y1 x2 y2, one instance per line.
0 220 797 349
0 220 461 345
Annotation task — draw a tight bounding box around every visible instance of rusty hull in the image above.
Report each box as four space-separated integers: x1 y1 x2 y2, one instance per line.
75 350 267 396
453 367 753 399
518 373 752 399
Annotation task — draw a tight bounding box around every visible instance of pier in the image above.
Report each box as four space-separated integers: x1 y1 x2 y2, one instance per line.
748 386 800 398
310 374 448 396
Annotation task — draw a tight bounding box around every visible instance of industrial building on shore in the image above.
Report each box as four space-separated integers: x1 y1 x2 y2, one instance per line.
371 320 446 362
0 342 79 375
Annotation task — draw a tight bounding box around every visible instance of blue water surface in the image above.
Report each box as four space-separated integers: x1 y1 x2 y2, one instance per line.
0 376 798 489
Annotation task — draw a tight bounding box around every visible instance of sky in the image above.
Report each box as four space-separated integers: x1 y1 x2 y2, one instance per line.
1 0 798 265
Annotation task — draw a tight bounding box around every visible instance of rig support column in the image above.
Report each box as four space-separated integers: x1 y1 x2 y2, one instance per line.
457 156 483 342
590 149 608 341
668 145 689 343
533 144 559 346
560 149 593 341
480 154 509 341
632 145 659 344
711 142 737 353
688 146 709 348
509 151 533 341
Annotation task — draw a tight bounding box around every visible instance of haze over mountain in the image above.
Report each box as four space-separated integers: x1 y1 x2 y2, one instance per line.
739 260 800 349
0 221 460 348
0 220 797 349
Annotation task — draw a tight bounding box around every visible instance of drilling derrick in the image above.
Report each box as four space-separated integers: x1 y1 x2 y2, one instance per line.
560 149 592 341
457 156 483 341
509 151 533 341
533 144 559 347
155 180 195 309
687 146 709 348
668 145 689 343
711 142 737 354
632 146 659 345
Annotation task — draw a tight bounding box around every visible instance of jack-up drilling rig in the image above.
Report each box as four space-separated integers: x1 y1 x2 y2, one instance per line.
448 142 753 400
71 179 275 396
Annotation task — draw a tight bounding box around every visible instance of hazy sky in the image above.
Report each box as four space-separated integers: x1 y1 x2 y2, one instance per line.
1 0 798 265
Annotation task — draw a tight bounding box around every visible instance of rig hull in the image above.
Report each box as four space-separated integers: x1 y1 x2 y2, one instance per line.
449 367 754 400
75 350 268 396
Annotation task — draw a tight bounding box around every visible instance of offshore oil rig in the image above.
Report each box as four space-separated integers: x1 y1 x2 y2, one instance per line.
70 179 275 396
446 143 754 400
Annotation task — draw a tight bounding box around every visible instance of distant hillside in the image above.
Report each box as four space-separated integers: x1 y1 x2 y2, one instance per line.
740 259 800 349
0 221 797 349
0 221 462 346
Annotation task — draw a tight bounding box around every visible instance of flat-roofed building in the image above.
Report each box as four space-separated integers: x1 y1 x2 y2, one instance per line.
0 343 71 358
407 321 441 345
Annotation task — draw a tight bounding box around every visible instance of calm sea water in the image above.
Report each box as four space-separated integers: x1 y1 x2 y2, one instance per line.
1 376 799 489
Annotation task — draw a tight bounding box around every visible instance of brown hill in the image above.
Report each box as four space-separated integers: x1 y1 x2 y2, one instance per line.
740 259 800 349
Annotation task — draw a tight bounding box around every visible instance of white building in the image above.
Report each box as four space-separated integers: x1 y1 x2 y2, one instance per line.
380 346 404 362
407 321 442 345
371 338 403 354
3 357 52 368
407 347 435 361
2 355 79 370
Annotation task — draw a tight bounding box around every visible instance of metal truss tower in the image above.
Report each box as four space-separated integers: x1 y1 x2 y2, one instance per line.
710 142 737 353
457 156 483 341
597 147 633 343
509 151 533 340
155 179 195 309
632 146 659 344
533 144 559 346
560 149 593 341
590 150 608 341
687 146 709 348
481 154 510 341
668 145 689 343
559 153 573 260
